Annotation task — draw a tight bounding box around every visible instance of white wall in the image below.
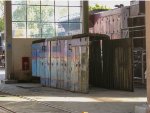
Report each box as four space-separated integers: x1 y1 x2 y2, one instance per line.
12 38 38 81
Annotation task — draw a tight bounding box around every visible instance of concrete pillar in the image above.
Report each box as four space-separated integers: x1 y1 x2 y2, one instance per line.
146 1 150 111
81 1 89 34
4 1 13 80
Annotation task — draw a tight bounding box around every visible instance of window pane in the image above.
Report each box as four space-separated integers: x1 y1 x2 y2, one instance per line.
42 23 55 38
27 0 40 5
55 7 68 22
69 23 81 35
12 22 26 38
55 1 68 6
12 0 26 5
27 6 40 21
56 23 68 36
27 22 41 38
69 7 81 22
41 0 54 5
12 5 26 21
41 6 54 22
69 1 81 6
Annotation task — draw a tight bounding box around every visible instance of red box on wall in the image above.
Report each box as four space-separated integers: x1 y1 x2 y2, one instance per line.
22 57 30 71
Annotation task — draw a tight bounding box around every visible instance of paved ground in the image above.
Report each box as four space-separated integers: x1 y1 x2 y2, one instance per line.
0 68 147 113
0 83 147 113
0 68 5 83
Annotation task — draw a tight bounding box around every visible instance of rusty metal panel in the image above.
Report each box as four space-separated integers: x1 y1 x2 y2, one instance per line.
60 40 65 89
51 41 57 88
44 41 51 86
70 38 81 92
36 43 41 77
114 16 118 33
40 42 46 86
66 40 72 90
106 16 110 34
121 7 130 29
130 5 139 16
79 37 89 93
109 16 114 34
63 40 68 90
70 44 76 91
57 40 61 88
32 43 37 77
70 37 89 93
130 1 145 16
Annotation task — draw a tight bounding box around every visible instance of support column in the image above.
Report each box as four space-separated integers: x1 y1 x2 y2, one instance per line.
3 1 15 83
81 1 89 34
146 1 150 111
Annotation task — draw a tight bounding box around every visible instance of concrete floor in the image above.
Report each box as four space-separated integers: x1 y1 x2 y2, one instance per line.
0 83 147 113
0 68 5 83
0 68 147 113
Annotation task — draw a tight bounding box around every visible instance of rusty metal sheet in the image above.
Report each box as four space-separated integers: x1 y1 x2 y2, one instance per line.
109 16 114 34
121 7 130 29
66 40 72 90
130 5 139 16
70 38 89 93
60 40 65 89
40 42 46 86
70 46 75 91
44 41 50 86
70 39 80 92
57 40 61 88
32 43 37 76
106 16 110 34
80 45 89 93
63 40 68 89
36 43 41 77
51 41 57 88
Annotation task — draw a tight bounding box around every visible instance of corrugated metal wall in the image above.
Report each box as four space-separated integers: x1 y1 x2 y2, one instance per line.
32 34 133 92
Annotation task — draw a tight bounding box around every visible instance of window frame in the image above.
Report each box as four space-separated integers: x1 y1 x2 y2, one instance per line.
12 0 82 38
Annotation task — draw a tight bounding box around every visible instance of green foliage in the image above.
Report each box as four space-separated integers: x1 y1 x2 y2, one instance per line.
89 4 111 11
12 5 55 38
0 1 4 32
0 18 4 32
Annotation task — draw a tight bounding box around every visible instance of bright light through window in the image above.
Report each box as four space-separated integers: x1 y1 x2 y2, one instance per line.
12 0 82 38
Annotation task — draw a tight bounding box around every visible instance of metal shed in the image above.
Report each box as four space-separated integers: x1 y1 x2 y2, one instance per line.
32 33 133 93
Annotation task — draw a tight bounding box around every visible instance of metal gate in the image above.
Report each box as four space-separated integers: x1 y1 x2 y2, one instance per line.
103 38 133 91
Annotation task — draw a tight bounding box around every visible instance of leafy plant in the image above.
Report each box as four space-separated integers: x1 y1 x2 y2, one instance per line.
89 4 111 11
0 1 4 32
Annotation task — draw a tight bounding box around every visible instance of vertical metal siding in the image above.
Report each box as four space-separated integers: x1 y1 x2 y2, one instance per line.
66 40 72 90
32 44 37 76
63 40 68 90
40 42 46 86
44 41 50 86
51 41 57 88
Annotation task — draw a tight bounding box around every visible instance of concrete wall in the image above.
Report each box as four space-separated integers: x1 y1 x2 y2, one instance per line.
12 38 38 81
146 1 150 111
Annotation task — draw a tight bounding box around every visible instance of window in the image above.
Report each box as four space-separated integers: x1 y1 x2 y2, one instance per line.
12 0 82 38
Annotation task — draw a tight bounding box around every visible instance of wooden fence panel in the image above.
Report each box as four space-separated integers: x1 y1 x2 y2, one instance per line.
103 38 133 91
